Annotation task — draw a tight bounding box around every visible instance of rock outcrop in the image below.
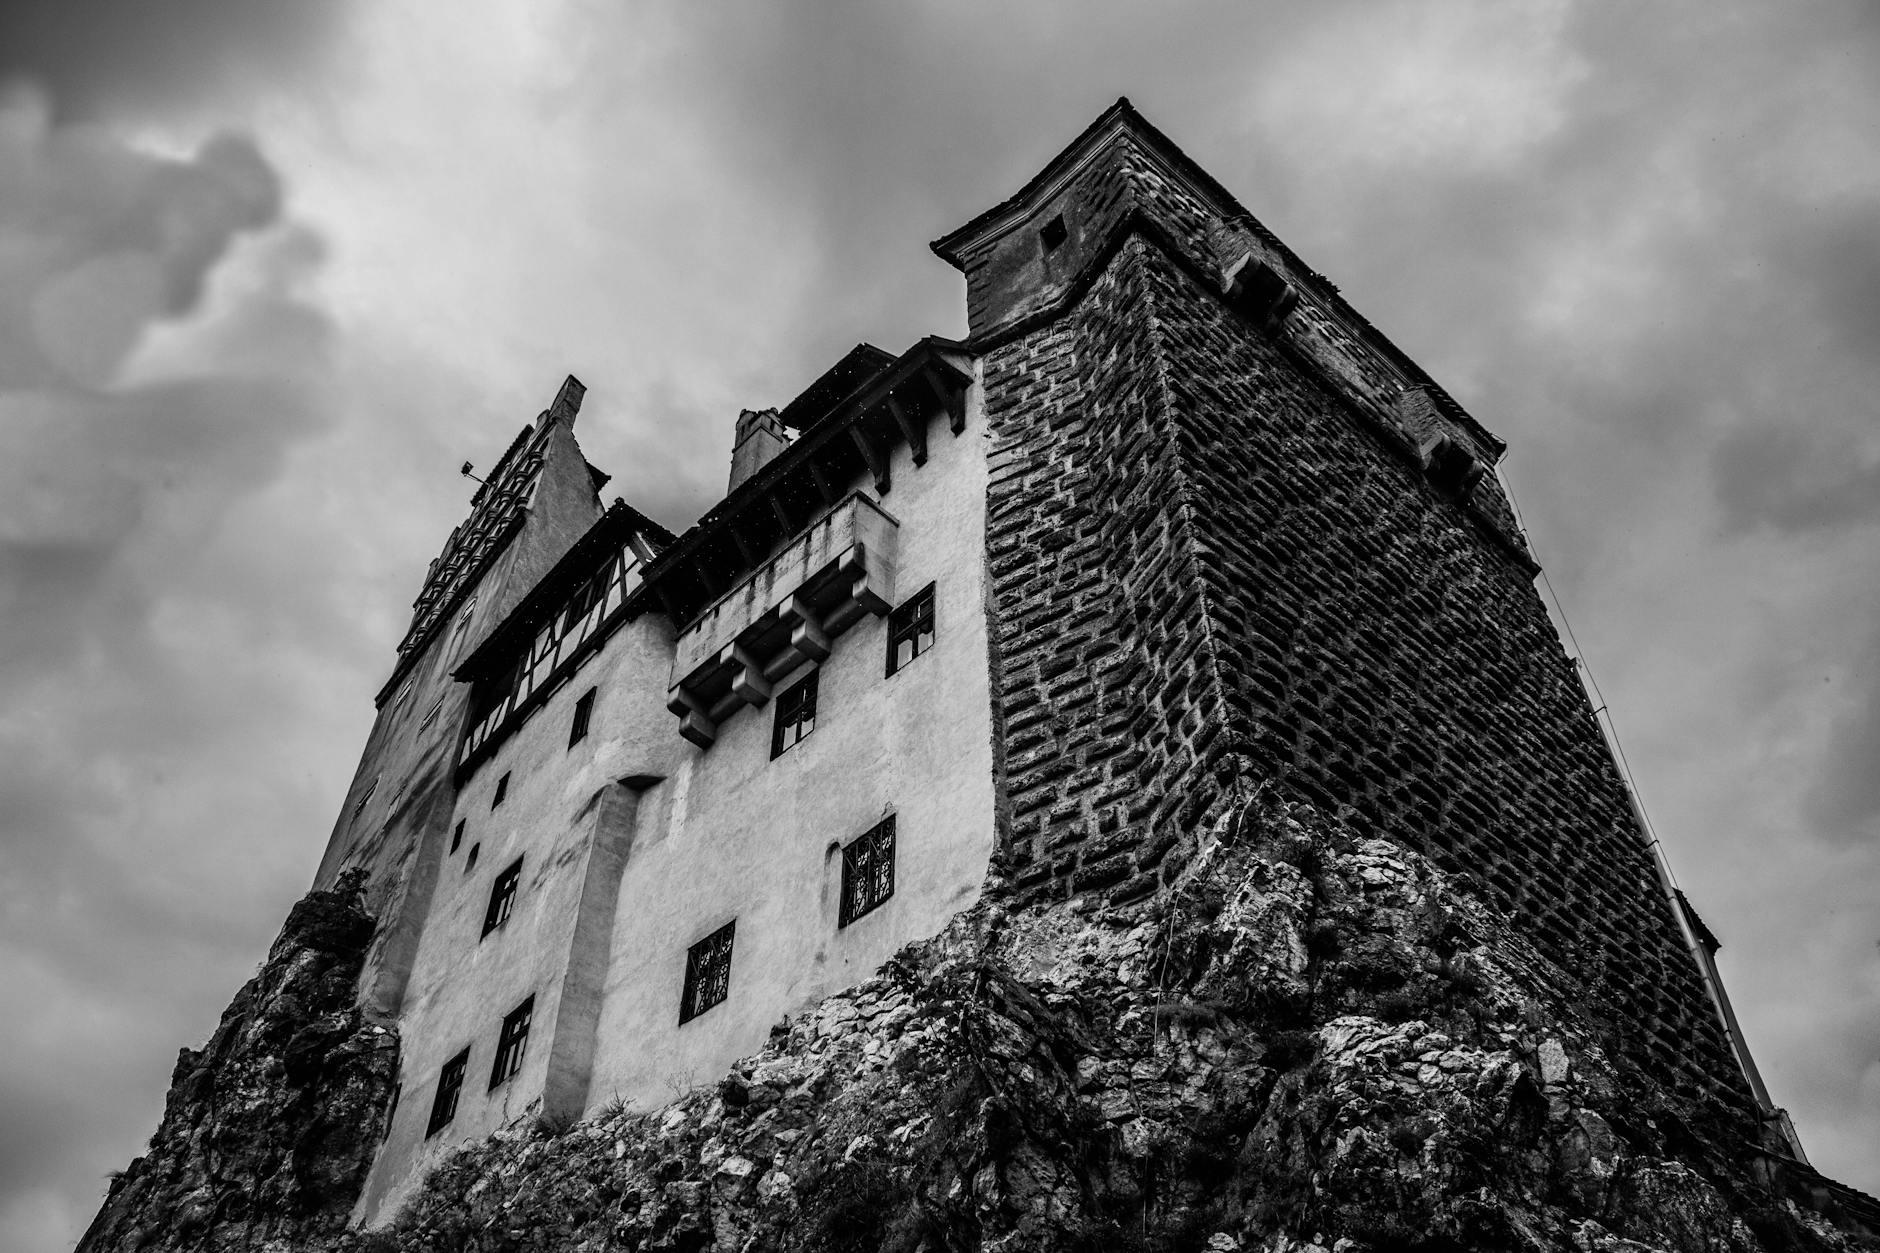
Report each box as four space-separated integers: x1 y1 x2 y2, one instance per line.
78 870 399 1253
314 796 1870 1252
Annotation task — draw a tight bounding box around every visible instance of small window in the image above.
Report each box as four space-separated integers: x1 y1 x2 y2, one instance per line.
840 814 897 927
771 670 818 758
419 696 445 730
569 687 597 748
391 681 414 712
426 1048 469 1137
492 772 510 809
1040 215 1067 251
352 775 379 818
454 597 478 638
680 921 735 1024
886 584 936 676
451 820 465 853
465 843 480 872
385 1081 401 1139
489 995 534 1089
482 858 521 937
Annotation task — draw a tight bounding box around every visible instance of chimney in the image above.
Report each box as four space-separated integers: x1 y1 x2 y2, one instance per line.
538 375 586 430
728 408 789 492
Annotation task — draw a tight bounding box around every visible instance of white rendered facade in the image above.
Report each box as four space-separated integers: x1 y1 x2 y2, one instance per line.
312 346 992 1223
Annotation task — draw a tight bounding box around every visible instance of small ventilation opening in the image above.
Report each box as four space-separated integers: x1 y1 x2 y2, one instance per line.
1040 215 1067 252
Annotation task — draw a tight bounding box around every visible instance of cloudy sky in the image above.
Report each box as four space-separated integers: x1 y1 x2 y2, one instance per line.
3 1 1877 1245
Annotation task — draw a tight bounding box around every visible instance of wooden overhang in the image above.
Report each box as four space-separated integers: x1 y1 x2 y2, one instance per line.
454 500 675 688
624 335 971 636
449 500 676 782
448 336 972 765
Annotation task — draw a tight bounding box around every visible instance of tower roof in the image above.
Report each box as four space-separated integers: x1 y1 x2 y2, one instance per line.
931 97 1506 462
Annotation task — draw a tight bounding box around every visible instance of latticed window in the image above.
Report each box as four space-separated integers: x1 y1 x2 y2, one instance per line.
840 815 896 927
461 543 642 760
426 1048 468 1137
482 858 521 937
886 584 936 676
680 921 735 1024
489 996 533 1089
771 670 817 758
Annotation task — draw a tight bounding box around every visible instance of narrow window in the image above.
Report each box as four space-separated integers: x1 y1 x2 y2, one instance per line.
489 996 534 1089
886 583 936 676
385 1081 401 1140
482 858 522 938
451 820 465 853
840 814 897 927
492 772 510 809
680 921 735 1024
569 687 597 748
419 696 445 730
771 670 818 758
1040 215 1067 251
454 597 478 638
426 1048 469 1137
352 775 379 818
465 843 480 872
391 681 413 712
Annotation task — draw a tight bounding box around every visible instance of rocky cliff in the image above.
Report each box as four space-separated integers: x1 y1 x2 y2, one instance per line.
77 870 399 1252
83 798 1876 1252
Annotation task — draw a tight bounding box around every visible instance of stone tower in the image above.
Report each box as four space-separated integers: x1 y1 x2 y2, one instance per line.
933 99 1766 1117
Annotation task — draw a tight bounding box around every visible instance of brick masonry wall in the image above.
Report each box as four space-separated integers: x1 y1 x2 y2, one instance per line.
980 228 1752 1112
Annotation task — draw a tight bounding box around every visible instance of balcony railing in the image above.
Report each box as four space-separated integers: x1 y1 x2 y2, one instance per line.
666 492 898 747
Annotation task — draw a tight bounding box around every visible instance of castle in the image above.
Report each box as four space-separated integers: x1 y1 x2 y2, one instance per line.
309 100 1793 1224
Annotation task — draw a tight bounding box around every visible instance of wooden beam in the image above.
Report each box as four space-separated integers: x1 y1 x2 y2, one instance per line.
728 521 759 567
693 554 723 599
768 491 794 534
886 393 927 467
924 365 967 435
806 454 839 507
849 425 890 495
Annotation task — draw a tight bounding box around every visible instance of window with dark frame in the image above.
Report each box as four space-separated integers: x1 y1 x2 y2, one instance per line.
839 814 897 927
770 670 818 758
426 1048 469 1137
482 858 521 937
492 772 510 809
679 921 735 1024
488 995 533 1089
569 687 597 747
451 820 465 853
886 584 936 676
1040 215 1068 251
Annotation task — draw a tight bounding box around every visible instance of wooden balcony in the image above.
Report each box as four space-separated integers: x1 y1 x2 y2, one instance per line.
666 492 898 747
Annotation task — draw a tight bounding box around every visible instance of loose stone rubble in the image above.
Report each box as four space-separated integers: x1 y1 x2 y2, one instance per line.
81 797 1879 1251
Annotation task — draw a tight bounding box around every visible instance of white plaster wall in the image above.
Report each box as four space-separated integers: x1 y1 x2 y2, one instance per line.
359 373 993 1222
584 382 994 1116
359 613 680 1223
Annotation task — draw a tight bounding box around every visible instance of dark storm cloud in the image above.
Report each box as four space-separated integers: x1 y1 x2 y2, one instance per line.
0 93 338 1243
0 0 350 118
